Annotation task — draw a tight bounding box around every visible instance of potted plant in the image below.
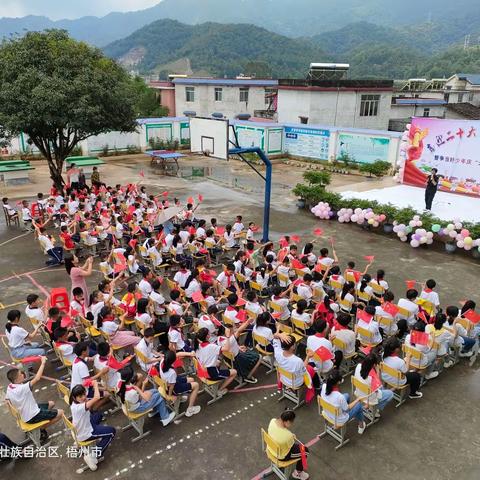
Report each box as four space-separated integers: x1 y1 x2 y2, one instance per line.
382 204 397 233
292 170 331 208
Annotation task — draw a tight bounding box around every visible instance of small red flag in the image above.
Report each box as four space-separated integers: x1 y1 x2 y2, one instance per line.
405 280 417 290
357 309 373 324
215 226 225 235
291 259 305 270
107 356 131 371
139 170 145 178
148 366 159 377
464 309 480 324
20 356 42 364
364 255 375 263
313 228 323 236
191 291 205 303
315 346 334 361
291 235 301 243
114 263 127 273
129 239 138 249
272 312 282 319
236 297 247 307
236 309 247 322
382 302 399 317
162 191 169 197
299 443 308 471
417 311 428 323
410 330 429 346
196 361 209 379
198 194 204 202
187 196 194 204
279 237 289 248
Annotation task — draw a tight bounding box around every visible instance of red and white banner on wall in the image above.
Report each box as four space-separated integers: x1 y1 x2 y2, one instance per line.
401 117 480 197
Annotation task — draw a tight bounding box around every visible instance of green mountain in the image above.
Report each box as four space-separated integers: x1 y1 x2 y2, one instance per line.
103 19 329 77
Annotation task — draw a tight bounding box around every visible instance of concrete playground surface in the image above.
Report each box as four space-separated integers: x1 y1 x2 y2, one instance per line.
0 156 479 480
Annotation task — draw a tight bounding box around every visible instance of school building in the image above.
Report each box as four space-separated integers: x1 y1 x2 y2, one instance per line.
172 77 278 119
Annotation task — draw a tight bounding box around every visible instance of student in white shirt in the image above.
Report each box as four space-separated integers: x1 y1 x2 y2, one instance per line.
93 342 122 392
356 305 382 345
445 305 478 364
330 312 356 357
296 274 314 304
149 278 166 316
405 321 439 380
25 293 46 326
371 269 389 297
356 274 374 303
6 357 63 436
70 382 116 470
198 305 221 343
382 337 423 399
271 285 294 322
317 247 337 269
353 353 394 414
5 309 45 359
245 290 264 319
216 263 240 295
160 350 201 417
306 319 338 376
135 329 162 372
168 314 190 352
232 215 245 235
223 225 237 248
174 264 192 288
273 335 308 389
425 313 455 367
194 327 237 395
21 200 34 230
320 369 366 434
375 291 408 338
398 289 420 327
53 327 78 364
184 269 202 300
419 279 440 310
138 269 153 298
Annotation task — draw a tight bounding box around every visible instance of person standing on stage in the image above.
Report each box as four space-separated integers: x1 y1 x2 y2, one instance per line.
425 168 440 211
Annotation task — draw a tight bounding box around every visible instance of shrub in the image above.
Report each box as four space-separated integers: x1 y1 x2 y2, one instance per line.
303 170 331 187
360 160 391 177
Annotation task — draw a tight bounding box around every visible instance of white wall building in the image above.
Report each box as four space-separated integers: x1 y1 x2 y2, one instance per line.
173 78 278 120
276 79 394 130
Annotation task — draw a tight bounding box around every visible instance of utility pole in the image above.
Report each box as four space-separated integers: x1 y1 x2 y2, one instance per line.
464 34 471 50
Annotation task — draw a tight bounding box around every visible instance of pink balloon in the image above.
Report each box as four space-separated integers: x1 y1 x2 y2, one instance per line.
461 229 470 238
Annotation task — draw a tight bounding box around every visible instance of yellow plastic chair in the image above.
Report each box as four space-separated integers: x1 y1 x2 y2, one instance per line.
317 395 350 449
253 332 275 373
6 400 50 448
1 337 31 378
332 336 357 376
193 357 223 405
121 401 153 443
379 362 408 407
276 366 310 410
261 429 298 480
152 375 184 420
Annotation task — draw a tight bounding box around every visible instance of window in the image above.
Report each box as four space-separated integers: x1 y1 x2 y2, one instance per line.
458 93 464 103
185 86 195 102
299 116 308 124
265 88 276 105
423 108 430 117
468 92 474 102
359 94 380 117
214 87 223 102
444 92 450 102
239 87 249 103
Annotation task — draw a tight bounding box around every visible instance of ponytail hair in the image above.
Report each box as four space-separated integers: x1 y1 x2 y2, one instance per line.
69 384 87 405
360 274 371 293
341 282 354 300
96 305 112 329
193 327 209 351
118 369 136 404
6 309 21 332
184 269 199 290
325 369 342 395
162 350 176 372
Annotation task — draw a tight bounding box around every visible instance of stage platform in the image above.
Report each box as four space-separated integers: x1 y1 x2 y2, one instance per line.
340 184 480 222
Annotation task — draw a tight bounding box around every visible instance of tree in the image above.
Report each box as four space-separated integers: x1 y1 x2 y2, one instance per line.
132 77 170 117
0 30 138 191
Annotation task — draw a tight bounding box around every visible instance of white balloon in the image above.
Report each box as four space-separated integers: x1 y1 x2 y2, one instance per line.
410 240 420 247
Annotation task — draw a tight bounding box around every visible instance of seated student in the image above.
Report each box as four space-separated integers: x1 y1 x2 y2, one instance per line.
121 282 141 318
70 287 87 318
138 269 154 299
2 197 18 221
216 263 240 295
184 269 202 300
25 293 47 327
307 319 341 379
195 219 207 240
93 342 123 393
301 242 317 267
320 369 366 434
382 337 423 399
425 313 455 368
461 300 480 339
149 278 166 316
224 293 241 325
271 285 294 322
135 298 155 330
168 314 191 352
70 382 116 471
253 311 276 352
277 257 292 288
356 305 382 345
398 289 420 328
124 246 147 276
353 353 394 415
136 328 163 371
356 274 374 303
375 291 408 338
405 321 439 380
5 309 45 359
245 290 264 319
267 409 310 480
419 279 440 311
168 289 186 316
217 320 261 384
118 369 175 426
198 305 221 343
291 299 313 334
370 269 389 298
328 265 345 290
21 200 34 231
160 350 201 417
296 274 314 305
6 357 64 442
330 312 356 358
99 252 115 279
97 306 141 350
232 215 245 235
445 305 478 365
273 334 309 389
173 262 192 289
317 247 337 269
255 265 271 294
338 282 357 313
54 327 80 363
146 237 164 267
194 327 237 396
37 226 64 266
233 250 253 281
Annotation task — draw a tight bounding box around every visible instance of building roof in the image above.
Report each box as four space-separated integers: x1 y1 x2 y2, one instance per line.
445 102 480 119
148 81 175 89
172 78 278 87
455 73 480 86
393 98 447 106
137 117 188 124
278 78 393 91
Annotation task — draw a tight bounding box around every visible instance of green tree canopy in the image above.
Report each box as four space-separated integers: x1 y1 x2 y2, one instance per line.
0 29 138 190
132 77 170 117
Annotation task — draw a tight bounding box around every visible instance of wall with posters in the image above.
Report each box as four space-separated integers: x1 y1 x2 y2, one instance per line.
336 132 390 164
231 121 283 155
402 117 480 197
283 125 331 160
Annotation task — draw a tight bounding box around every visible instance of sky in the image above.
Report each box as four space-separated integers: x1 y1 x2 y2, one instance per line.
0 1 162 20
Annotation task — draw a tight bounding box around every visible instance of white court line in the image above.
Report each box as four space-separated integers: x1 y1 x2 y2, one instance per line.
103 391 279 480
0 231 32 248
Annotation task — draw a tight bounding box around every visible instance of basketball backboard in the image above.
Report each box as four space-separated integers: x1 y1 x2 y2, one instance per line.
190 117 229 160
